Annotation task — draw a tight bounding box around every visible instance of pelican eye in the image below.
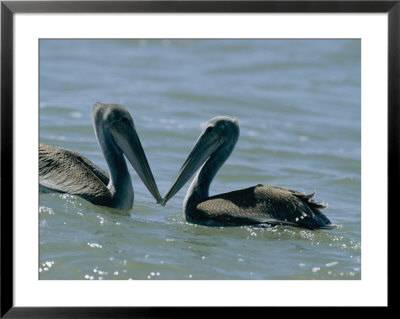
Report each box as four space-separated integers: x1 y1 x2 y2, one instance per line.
121 117 129 123
206 126 213 133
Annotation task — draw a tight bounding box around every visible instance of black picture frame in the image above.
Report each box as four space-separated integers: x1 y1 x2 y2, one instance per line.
1 1 396 317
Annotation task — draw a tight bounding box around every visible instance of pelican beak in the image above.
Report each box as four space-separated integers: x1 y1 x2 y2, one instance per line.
162 133 222 206
112 123 162 204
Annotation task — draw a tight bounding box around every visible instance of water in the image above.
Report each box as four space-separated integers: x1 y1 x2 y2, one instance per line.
39 39 361 280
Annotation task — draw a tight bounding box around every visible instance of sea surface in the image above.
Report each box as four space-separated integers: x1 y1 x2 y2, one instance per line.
39 39 361 280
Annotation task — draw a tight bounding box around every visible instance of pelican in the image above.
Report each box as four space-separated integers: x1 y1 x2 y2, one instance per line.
162 116 336 229
39 102 161 210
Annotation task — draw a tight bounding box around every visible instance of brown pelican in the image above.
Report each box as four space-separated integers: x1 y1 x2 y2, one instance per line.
162 116 336 229
39 102 161 210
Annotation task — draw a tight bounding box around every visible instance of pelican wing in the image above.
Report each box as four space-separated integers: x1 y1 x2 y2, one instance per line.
58 147 110 185
194 184 335 229
39 144 111 204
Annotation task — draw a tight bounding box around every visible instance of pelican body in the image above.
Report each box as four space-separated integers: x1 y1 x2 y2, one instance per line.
162 116 336 230
39 103 161 210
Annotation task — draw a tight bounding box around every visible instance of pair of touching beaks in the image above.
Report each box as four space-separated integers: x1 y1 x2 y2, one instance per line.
143 116 239 207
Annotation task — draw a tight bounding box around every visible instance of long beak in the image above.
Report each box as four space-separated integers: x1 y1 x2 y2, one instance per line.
162 133 222 206
112 123 162 204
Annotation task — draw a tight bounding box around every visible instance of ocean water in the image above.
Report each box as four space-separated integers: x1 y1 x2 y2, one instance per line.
39 39 361 280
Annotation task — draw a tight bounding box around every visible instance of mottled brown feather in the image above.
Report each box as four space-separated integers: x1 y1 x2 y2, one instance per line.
39 143 114 206
189 184 332 229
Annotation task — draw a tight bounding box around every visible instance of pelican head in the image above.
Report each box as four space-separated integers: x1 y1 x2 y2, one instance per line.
162 116 239 206
93 102 162 204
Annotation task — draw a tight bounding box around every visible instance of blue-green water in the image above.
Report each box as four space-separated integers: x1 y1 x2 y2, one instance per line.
39 39 361 280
